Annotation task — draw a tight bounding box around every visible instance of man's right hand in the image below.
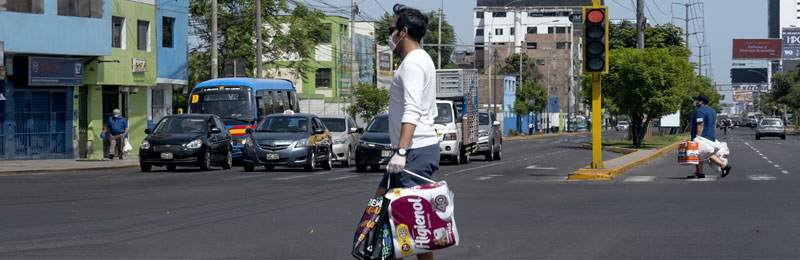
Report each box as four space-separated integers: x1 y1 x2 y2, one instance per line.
100 133 106 138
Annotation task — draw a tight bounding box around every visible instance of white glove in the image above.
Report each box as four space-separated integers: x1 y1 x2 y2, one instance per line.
387 154 406 174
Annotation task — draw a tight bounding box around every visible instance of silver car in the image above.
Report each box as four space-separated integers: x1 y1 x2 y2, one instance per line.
319 115 363 166
755 117 786 140
476 109 502 161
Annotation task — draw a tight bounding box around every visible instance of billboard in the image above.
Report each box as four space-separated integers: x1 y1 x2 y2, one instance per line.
732 39 782 59
354 33 375 84
376 45 392 89
783 27 800 60
28 57 83 86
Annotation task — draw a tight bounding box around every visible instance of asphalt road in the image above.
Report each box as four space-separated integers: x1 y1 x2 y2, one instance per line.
2 128 798 259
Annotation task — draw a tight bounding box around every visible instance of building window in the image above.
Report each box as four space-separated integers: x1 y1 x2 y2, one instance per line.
476 12 484 18
527 26 537 34
495 28 503 36
137 20 150 51
1 0 44 13
527 42 537 49
556 42 567 49
510 27 515 35
475 42 484 51
528 12 543 17
57 0 102 18
536 59 545 66
556 27 567 34
162 17 174 48
492 12 506 17
152 88 167 122
476 28 484 36
112 16 125 49
548 27 554 34
315 68 331 88
320 24 331 44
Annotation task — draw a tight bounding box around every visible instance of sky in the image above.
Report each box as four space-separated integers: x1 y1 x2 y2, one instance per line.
299 0 770 103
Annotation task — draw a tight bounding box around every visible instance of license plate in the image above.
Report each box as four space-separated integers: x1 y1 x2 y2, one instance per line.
266 153 280 160
160 152 173 160
381 150 392 157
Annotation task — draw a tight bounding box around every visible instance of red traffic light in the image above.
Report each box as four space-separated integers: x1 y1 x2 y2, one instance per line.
587 9 604 23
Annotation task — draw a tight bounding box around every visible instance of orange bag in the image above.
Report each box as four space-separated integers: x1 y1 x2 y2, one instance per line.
678 141 700 165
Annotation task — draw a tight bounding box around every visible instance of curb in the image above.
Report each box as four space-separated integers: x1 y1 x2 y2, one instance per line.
502 131 587 141
581 143 638 154
0 164 140 175
568 140 685 180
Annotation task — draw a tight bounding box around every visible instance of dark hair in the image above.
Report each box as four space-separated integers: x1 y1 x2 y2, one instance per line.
393 4 428 43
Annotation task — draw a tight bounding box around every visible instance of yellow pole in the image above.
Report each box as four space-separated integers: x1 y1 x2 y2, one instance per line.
591 73 604 168
592 0 600 7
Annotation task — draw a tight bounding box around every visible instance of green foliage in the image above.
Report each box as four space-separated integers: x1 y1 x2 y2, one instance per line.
375 10 456 69
497 53 541 84
512 81 547 116
345 84 390 122
609 21 687 51
679 75 722 127
766 68 800 115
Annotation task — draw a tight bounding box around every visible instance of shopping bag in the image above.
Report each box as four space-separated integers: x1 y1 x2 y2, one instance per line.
384 169 459 258
710 142 730 173
123 138 133 153
677 141 700 165
352 192 393 259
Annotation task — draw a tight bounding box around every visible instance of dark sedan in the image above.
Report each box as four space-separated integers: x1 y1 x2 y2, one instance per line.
242 112 333 172
139 114 233 172
355 115 392 173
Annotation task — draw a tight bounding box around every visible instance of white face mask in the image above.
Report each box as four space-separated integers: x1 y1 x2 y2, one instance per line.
387 30 405 53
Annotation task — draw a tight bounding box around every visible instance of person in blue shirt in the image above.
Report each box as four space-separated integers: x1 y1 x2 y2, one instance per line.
102 109 129 160
688 94 731 179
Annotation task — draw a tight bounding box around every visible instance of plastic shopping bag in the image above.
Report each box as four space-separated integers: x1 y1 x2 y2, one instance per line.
710 142 730 173
384 169 459 258
352 196 393 260
123 138 133 153
678 141 700 165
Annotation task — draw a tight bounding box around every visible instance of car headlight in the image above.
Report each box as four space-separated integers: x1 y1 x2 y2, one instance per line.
238 138 248 146
334 138 347 145
443 133 457 141
185 139 203 149
295 138 311 148
244 138 253 147
140 140 151 149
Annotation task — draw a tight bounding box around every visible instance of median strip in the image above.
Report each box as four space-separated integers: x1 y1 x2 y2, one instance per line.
568 139 685 180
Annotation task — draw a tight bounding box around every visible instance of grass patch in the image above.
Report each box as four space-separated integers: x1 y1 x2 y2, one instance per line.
603 133 689 149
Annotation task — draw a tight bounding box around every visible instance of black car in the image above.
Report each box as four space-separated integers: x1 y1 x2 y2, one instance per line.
242 112 333 172
139 114 233 172
355 115 392 173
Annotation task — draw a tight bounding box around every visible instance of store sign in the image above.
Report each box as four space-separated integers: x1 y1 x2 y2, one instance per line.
28 57 83 86
783 27 800 60
132 59 147 72
733 84 769 91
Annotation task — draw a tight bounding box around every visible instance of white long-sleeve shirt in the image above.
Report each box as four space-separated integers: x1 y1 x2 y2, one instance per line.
389 49 439 149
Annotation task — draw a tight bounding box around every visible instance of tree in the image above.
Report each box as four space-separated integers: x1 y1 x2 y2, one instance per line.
496 53 541 85
345 84 390 123
512 81 548 126
603 48 697 147
375 10 456 69
766 68 800 116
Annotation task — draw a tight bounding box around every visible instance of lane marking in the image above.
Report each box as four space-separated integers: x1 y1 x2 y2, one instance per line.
526 165 557 170
687 176 717 182
476 174 504 181
273 175 311 180
444 162 501 176
782 170 790 175
623 176 656 182
748 175 776 181
327 174 358 181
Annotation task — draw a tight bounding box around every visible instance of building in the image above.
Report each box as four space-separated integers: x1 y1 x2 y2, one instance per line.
152 0 189 128
0 0 111 159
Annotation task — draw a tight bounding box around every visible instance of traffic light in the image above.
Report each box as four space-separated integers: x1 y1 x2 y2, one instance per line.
583 6 609 74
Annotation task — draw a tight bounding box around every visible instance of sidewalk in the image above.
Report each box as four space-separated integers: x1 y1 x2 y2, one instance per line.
0 158 139 174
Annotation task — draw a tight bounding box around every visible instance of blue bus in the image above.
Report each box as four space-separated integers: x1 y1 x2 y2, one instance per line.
188 78 300 159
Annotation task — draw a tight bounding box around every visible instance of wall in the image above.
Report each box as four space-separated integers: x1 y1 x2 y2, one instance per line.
0 1 112 56
156 0 189 84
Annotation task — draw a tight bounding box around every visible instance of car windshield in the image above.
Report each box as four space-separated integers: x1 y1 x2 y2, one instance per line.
153 118 207 134
619 122 629 125
435 103 453 124
320 118 346 132
256 116 309 132
188 88 255 125
479 112 490 125
762 120 782 126
367 117 389 132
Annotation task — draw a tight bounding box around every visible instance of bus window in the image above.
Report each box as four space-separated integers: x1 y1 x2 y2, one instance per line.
281 91 290 112
272 91 282 113
256 90 275 117
288 91 299 112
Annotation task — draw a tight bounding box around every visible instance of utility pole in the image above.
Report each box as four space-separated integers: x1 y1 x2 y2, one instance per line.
488 32 493 112
350 0 356 105
211 0 218 79
636 0 644 49
438 0 442 69
673 2 705 74
256 0 262 78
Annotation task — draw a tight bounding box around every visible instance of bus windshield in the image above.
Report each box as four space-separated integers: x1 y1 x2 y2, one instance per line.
189 87 255 126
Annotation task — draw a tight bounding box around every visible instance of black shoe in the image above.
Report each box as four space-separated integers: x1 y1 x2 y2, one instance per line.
721 165 732 178
107 154 114 160
687 173 705 179
118 156 123 160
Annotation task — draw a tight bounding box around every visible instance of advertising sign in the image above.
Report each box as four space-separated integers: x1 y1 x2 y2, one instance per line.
0 41 4 67
28 57 83 86
734 91 754 102
783 27 800 60
732 39 782 59
132 59 147 73
377 45 392 89
660 111 680 127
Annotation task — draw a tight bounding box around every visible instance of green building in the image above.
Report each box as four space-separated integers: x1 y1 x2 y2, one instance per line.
79 0 157 159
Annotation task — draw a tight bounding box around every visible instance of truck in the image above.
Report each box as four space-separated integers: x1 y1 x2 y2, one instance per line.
434 69 479 165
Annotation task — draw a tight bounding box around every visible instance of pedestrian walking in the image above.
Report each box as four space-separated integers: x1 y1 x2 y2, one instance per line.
374 4 439 260
528 122 534 135
102 108 128 160
688 94 731 179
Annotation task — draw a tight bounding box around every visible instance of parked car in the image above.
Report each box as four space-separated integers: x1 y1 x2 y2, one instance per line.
242 112 333 172
319 115 362 167
616 121 629 131
139 114 233 172
756 117 786 140
355 115 392 173
475 109 502 161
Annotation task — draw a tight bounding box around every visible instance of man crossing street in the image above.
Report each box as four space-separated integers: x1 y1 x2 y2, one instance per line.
102 108 128 160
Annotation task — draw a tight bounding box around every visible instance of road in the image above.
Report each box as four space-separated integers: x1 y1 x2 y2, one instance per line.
1 128 798 259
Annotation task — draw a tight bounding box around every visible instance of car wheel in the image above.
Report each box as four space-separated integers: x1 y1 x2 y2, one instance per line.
494 142 502 160
486 142 495 161
200 149 212 171
166 165 177 171
305 150 316 172
342 148 352 167
264 165 274 171
452 146 461 165
322 149 333 170
370 164 381 172
756 135 761 140
222 149 233 170
781 135 786 140
140 163 152 172
459 150 469 164
244 165 255 172
356 164 367 173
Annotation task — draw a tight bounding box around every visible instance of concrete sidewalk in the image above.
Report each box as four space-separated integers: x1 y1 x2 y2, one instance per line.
0 158 139 174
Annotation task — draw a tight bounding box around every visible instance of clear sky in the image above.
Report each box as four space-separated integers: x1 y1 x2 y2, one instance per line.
301 0 770 103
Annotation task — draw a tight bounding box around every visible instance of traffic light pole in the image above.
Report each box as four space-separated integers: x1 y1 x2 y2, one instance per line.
591 73 604 168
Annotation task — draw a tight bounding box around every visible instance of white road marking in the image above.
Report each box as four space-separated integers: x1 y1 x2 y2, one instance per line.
327 175 358 181
444 162 501 176
526 165 557 170
782 170 790 175
767 161 773 164
476 174 504 181
623 176 656 182
687 176 717 182
273 175 311 180
774 165 781 168
748 175 776 181
314 168 350 175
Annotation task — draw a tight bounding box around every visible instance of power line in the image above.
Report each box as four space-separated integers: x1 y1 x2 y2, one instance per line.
611 0 636 13
644 1 660 25
650 0 671 15
373 0 388 14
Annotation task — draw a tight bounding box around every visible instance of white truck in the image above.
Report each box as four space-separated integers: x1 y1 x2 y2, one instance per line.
434 69 479 165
